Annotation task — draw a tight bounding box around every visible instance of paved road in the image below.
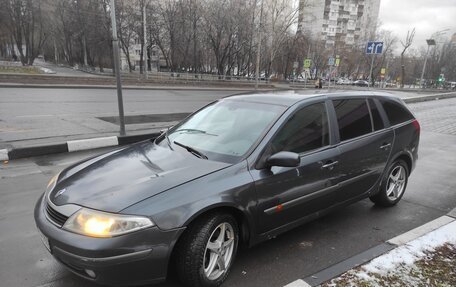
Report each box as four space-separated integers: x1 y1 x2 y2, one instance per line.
0 88 235 148
0 87 448 149
1 97 456 287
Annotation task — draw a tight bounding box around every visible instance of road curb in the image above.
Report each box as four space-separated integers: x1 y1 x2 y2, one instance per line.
403 91 456 103
284 214 456 286
0 83 274 91
2 132 160 161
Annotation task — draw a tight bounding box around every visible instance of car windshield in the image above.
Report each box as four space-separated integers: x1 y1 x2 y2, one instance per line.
157 99 285 163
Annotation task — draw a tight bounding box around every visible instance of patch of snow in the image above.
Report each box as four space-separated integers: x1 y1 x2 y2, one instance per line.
38 67 56 74
358 220 456 277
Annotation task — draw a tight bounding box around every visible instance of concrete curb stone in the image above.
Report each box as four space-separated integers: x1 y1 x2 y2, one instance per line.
3 132 160 161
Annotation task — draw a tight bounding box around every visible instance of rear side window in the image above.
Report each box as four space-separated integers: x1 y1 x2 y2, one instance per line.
368 99 384 130
333 99 372 141
380 99 414 126
271 103 329 154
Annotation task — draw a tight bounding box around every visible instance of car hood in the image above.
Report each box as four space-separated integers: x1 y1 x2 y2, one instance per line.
49 141 230 213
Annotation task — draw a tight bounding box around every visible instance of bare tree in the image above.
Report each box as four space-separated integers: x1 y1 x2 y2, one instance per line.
400 28 415 88
1 0 49 65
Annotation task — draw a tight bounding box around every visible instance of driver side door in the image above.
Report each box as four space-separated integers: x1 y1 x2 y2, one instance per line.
249 102 341 235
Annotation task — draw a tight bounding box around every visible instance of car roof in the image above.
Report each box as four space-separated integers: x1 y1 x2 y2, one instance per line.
224 90 402 107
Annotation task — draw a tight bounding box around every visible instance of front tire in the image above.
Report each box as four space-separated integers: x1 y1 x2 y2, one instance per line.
370 159 409 207
175 213 239 287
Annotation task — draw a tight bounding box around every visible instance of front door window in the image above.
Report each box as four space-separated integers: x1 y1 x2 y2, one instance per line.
270 103 330 154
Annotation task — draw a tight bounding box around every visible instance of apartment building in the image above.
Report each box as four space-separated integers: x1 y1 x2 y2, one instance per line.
298 0 381 47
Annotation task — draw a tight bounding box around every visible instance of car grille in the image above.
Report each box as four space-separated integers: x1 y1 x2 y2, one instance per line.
45 202 69 227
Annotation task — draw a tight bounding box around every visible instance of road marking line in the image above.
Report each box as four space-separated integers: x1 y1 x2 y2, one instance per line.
283 279 312 287
67 136 118 152
388 215 455 246
0 149 9 161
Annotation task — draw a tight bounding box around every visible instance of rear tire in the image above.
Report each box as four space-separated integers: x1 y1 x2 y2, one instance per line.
370 159 409 207
175 212 239 287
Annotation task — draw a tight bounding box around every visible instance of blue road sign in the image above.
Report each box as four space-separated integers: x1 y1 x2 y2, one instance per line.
328 57 335 66
366 41 384 54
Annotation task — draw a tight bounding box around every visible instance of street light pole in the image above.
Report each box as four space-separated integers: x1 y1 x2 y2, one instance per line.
110 0 126 136
419 43 432 89
143 2 148 80
255 0 264 90
419 29 449 89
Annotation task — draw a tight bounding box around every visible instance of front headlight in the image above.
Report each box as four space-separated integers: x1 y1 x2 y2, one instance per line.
63 208 154 238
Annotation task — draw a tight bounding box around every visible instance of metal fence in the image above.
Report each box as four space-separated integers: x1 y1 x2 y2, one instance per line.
84 67 270 84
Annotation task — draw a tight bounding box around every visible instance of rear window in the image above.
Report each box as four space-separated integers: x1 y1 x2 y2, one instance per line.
380 99 414 126
333 99 373 141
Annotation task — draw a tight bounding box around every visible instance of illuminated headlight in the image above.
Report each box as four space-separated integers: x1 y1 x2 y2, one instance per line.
63 208 154 238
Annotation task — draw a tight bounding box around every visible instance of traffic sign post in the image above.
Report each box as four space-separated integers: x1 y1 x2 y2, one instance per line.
366 41 384 89
303 59 311 87
366 41 383 54
380 68 386 88
303 59 311 69
327 57 335 89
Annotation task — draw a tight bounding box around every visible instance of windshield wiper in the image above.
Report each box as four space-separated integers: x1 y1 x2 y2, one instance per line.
164 127 173 150
174 128 218 136
173 141 208 160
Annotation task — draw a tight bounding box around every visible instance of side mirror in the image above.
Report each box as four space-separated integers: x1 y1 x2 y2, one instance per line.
266 151 300 168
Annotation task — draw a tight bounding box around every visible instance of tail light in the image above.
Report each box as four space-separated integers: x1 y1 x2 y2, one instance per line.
412 119 420 134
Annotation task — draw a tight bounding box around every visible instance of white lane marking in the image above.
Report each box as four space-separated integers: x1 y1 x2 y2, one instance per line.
283 279 312 287
67 136 118 152
388 215 455 246
0 149 9 161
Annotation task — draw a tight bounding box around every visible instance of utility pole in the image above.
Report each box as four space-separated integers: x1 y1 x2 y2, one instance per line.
143 1 148 79
255 0 264 90
110 0 126 136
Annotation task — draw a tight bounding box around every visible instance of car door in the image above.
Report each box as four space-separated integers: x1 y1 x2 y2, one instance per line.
249 101 342 235
331 98 394 201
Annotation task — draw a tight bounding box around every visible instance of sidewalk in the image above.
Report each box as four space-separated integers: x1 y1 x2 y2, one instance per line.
284 208 456 287
322 215 456 287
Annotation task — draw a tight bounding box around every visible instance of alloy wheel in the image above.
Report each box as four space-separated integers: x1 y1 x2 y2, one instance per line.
386 165 406 200
203 222 235 281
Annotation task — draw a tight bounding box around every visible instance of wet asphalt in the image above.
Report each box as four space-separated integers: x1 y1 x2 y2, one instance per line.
1 98 456 287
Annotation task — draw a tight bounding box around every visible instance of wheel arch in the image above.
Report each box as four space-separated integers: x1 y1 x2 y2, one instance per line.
166 204 253 278
390 151 413 174
181 203 253 245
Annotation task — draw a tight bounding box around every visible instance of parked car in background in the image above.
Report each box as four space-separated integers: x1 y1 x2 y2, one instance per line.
353 80 369 87
337 78 353 85
35 91 420 287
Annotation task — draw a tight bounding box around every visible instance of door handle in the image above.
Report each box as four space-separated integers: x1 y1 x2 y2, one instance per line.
380 143 391 150
321 160 338 170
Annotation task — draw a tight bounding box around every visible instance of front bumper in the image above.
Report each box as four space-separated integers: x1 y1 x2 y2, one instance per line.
34 194 183 286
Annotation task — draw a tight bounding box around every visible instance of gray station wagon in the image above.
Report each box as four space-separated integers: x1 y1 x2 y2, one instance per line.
35 91 420 287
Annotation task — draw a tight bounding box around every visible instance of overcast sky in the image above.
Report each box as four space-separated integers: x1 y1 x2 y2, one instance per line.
379 0 456 53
